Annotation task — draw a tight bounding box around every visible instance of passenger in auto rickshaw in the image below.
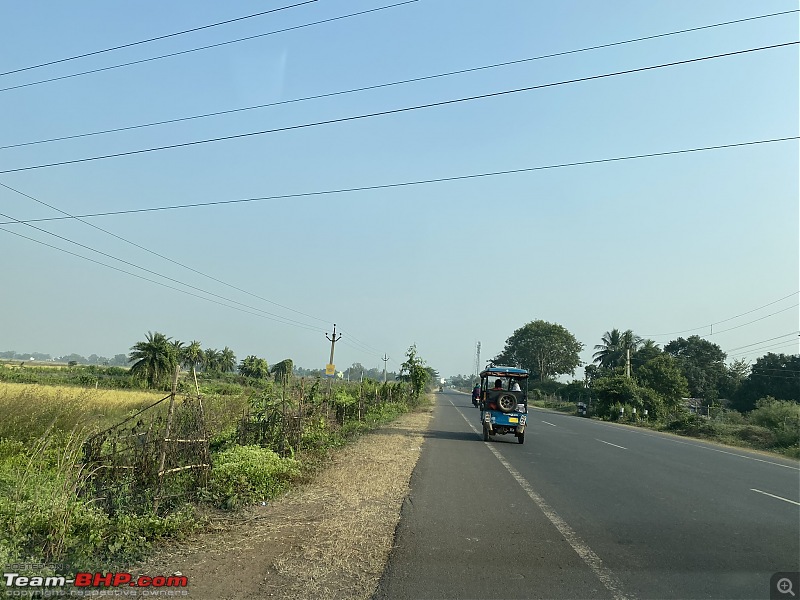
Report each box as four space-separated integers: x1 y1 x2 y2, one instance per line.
485 379 504 410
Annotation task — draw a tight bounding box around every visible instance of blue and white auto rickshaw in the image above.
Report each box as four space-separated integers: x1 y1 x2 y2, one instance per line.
479 366 528 444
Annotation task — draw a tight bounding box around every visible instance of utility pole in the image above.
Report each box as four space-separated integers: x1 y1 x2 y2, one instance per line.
625 348 631 379
381 354 389 384
325 324 342 377
474 341 481 379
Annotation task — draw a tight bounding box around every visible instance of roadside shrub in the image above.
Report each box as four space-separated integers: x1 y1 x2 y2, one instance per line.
732 425 777 449
749 397 800 448
664 413 716 437
201 445 300 509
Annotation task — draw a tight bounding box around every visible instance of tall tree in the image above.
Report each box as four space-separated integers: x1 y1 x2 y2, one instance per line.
220 347 237 373
271 359 294 386
633 339 662 366
204 348 222 373
128 331 177 389
593 329 642 371
399 345 431 398
593 329 624 369
494 320 583 380
183 340 204 395
635 354 688 410
239 355 270 380
664 335 727 400
732 353 800 412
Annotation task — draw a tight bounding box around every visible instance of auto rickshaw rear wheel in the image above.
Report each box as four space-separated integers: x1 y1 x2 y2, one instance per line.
497 394 517 413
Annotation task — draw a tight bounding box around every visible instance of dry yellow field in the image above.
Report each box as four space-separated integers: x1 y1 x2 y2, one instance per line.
0 382 169 441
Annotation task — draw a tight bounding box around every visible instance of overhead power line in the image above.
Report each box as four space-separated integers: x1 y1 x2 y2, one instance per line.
0 207 328 333
0 1 419 94
1 41 795 175
726 332 800 353
0 224 324 332
2 136 797 226
708 305 798 336
641 291 800 337
0 0 319 77
0 181 331 326
3 8 796 151
727 340 800 359
0 180 389 361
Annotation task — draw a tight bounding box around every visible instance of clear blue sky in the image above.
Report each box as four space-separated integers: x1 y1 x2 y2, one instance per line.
1 0 797 377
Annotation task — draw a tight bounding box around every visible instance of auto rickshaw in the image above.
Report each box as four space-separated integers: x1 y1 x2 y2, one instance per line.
478 366 528 444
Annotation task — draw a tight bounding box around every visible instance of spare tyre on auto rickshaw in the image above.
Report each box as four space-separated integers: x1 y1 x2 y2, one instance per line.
478 366 528 444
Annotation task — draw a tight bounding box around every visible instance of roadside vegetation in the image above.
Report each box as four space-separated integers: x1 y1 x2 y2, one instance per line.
448 321 799 458
0 335 434 574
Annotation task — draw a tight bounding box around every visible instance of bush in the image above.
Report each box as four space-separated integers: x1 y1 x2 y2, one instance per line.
732 425 777 449
201 445 300 509
749 397 800 447
664 413 716 437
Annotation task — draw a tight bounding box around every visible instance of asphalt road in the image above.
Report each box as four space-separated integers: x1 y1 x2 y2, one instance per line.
372 390 800 600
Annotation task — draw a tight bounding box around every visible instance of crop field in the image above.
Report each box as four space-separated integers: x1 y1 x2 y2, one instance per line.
0 382 168 442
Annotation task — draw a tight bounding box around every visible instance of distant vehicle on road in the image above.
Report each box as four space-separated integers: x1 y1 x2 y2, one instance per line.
577 402 588 417
478 366 528 444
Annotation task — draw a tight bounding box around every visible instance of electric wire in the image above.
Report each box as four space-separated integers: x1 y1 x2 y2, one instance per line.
0 182 389 363
708 305 799 336
1 41 795 175
641 292 800 337
0 1 419 94
2 136 796 226
726 332 800 353
727 341 799 359
0 1 319 77
3 8 795 151
0 225 324 332
0 181 331 326
0 209 329 333
0 184 390 362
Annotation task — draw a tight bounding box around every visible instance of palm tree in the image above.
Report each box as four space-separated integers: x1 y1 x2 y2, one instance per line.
220 347 237 373
271 359 293 386
620 330 643 354
593 329 624 369
183 340 204 395
129 331 177 389
204 348 221 373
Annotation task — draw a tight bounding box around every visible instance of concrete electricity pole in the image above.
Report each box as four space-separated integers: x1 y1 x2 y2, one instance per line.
382 354 389 384
325 324 342 377
625 348 631 379
474 341 481 379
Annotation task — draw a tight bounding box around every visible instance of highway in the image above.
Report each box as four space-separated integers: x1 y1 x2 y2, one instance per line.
373 389 800 600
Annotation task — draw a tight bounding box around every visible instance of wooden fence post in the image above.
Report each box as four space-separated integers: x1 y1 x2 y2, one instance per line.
153 364 180 515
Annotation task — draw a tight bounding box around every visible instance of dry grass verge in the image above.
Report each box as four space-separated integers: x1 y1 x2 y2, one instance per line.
138 402 434 600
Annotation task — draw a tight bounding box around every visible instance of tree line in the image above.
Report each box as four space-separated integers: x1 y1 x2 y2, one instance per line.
450 320 798 419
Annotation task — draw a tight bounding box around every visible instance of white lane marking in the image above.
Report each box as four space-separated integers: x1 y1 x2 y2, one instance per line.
750 489 800 506
542 420 557 427
579 419 799 471
448 398 633 600
596 439 627 450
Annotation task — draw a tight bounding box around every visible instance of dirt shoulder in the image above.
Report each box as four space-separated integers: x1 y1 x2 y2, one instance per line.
138 403 434 600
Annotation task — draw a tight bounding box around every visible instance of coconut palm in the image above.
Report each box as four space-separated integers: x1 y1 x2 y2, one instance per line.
620 330 643 354
183 340 204 395
593 329 624 369
220 347 237 373
204 348 222 373
129 331 177 389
